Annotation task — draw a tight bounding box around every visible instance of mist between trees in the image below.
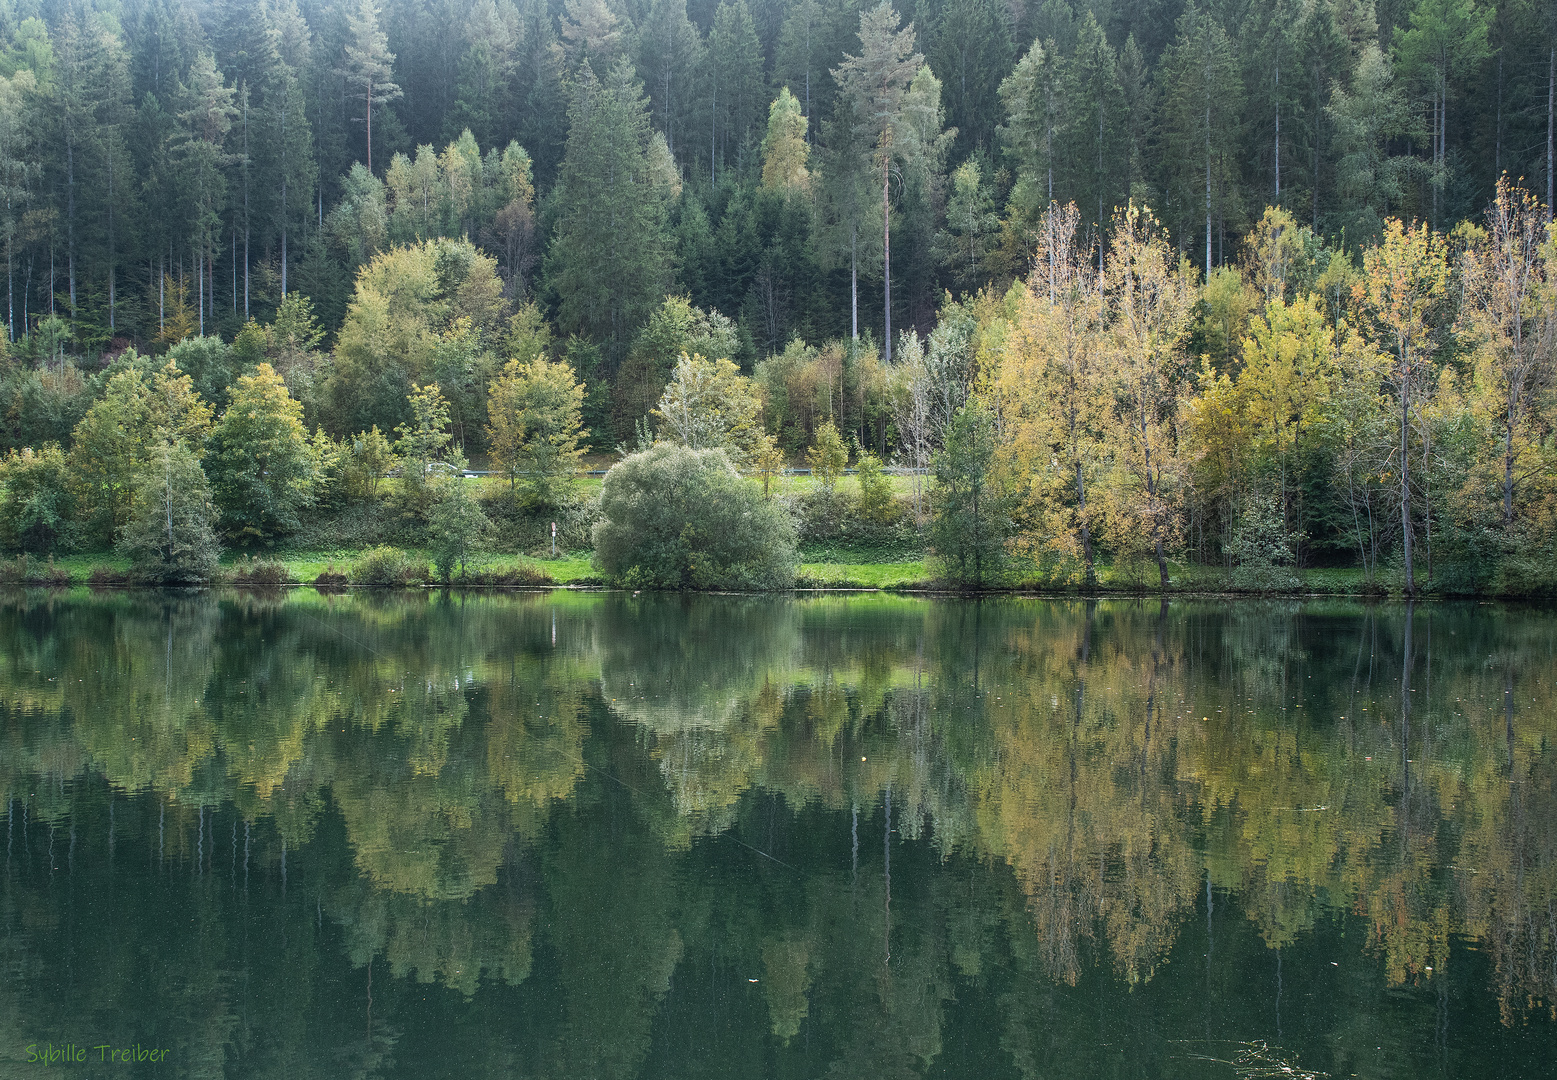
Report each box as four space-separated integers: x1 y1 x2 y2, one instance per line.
0 0 1555 591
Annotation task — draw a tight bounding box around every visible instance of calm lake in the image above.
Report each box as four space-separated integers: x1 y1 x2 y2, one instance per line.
2 590 1555 1078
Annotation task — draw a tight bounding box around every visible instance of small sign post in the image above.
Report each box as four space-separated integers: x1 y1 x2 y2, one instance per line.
550 521 557 558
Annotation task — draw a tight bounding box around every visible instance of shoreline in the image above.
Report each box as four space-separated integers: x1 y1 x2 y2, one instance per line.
4 547 1551 600
6 580 1549 603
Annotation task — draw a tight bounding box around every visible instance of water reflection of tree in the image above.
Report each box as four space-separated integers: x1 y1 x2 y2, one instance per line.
3 590 1557 1034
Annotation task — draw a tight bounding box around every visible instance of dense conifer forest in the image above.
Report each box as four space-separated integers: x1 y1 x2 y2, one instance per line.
1 0 1555 592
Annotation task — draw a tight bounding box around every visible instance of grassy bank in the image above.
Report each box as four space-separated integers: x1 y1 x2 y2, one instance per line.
0 545 1435 597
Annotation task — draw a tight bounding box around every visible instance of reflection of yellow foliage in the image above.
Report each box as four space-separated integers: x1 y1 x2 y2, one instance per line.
7 591 1557 1025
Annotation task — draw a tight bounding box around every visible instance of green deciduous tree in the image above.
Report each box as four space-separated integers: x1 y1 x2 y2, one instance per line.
328 237 506 435
429 468 490 581
653 352 764 461
207 362 320 541
117 438 221 583
68 359 214 545
805 417 848 491
487 354 588 506
342 425 398 501
0 444 78 552
395 381 454 486
761 88 810 191
930 397 1014 586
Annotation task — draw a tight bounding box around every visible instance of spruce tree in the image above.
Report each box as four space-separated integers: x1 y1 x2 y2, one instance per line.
831 2 923 361
1159 4 1243 275
543 58 673 358
339 0 401 173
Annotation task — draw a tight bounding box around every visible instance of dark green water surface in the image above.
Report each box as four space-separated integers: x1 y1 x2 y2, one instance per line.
2 590 1556 1078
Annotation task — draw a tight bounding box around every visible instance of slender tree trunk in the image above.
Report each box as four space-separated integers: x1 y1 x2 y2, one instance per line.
1311 58 1321 230
65 129 76 316
1400 602 1412 789
1504 416 1515 526
244 97 250 318
108 143 116 331
1141 401 1169 589
1274 67 1280 200
281 88 290 297
1400 345 1415 595
1074 451 1093 582
366 80 373 173
883 154 891 363
1204 103 1212 275
804 18 812 135
1046 90 1053 203
1496 54 1503 172
851 225 858 340
1548 47 1554 223
1423 414 1432 583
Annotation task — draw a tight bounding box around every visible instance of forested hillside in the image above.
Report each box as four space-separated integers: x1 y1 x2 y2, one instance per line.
1 0 1556 592
0 0 1550 364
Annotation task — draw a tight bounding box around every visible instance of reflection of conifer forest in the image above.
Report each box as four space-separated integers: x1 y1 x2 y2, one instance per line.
2 592 1555 1073
5 0 1557 589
